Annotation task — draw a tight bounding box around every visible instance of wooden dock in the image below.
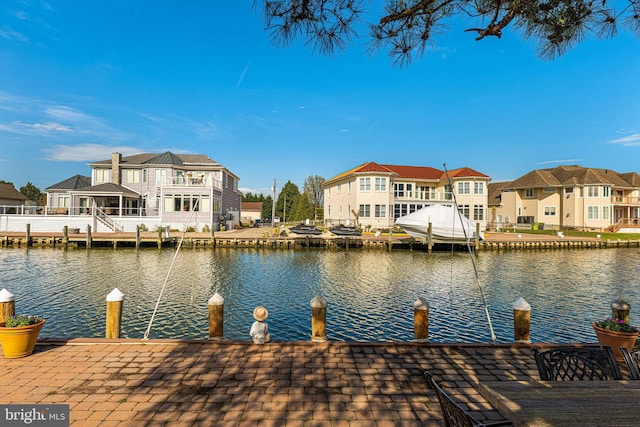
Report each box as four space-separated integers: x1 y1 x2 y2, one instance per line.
1 230 638 251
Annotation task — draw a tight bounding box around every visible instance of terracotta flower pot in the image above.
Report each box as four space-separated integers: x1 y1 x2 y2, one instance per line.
0 319 45 359
593 322 639 362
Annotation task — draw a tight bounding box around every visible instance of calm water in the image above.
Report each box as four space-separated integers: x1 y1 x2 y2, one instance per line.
1 246 638 343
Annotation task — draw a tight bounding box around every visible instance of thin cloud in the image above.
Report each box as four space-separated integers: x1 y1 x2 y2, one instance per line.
237 64 249 88
42 144 142 162
608 134 640 146
536 159 583 165
0 26 29 43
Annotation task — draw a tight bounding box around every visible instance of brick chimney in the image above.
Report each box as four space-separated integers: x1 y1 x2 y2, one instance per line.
111 152 122 185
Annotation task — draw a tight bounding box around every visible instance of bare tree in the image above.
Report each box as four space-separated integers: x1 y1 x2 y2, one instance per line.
303 175 325 209
255 0 640 64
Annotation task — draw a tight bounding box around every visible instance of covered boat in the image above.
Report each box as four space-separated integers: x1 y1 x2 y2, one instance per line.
395 204 483 242
329 225 361 236
289 224 323 235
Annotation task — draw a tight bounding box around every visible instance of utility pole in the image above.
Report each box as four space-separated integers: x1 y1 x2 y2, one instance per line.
272 179 276 232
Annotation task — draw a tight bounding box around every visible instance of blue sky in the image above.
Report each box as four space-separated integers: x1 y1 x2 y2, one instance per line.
1 1 639 195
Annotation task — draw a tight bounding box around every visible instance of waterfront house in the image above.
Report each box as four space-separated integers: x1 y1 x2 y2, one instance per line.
492 165 640 232
323 162 490 230
0 183 29 214
1 151 241 233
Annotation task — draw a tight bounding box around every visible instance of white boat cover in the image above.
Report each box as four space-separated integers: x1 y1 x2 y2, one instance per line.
395 204 484 241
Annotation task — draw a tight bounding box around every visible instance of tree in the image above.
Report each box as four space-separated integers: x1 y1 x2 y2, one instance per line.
256 0 640 64
20 182 42 202
276 181 300 221
303 175 325 209
289 193 315 221
0 180 14 187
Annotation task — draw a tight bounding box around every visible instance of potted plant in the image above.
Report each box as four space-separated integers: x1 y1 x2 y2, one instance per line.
593 317 638 362
0 315 45 359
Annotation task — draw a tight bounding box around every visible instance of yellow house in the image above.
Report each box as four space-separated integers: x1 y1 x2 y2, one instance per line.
323 162 490 230
490 165 640 232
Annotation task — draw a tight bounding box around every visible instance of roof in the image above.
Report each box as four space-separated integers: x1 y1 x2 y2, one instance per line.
325 162 489 185
72 183 141 197
507 165 639 189
0 183 29 202
46 175 92 191
241 202 263 211
89 151 222 168
487 181 512 206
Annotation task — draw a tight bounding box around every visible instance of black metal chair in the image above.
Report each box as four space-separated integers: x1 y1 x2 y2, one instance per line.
424 371 512 427
532 346 622 381
620 347 640 380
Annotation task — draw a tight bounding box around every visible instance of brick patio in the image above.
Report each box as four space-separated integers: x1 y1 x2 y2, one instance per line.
0 339 615 426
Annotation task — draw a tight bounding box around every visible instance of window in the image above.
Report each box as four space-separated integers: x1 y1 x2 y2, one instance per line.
603 186 610 197
473 205 484 221
458 204 470 219
544 206 557 216
587 186 599 198
125 170 140 184
375 204 386 218
359 204 370 218
394 204 408 218
409 204 417 214
444 185 453 200
543 188 555 193
375 177 386 191
587 206 599 220
525 189 534 198
406 184 413 198
166 195 203 212
474 182 484 195
565 187 574 195
458 182 470 195
603 206 610 220
142 169 147 183
57 195 69 208
95 168 110 183
420 186 435 200
359 178 371 191
337 184 341 193
348 182 351 193
394 183 405 198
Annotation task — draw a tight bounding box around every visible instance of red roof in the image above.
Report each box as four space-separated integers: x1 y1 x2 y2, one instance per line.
326 162 488 184
241 202 262 211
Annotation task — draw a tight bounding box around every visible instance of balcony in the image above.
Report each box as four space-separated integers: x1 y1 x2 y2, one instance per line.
164 176 222 190
612 196 640 205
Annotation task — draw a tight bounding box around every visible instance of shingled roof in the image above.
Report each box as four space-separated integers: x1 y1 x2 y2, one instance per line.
0 183 29 202
508 165 638 189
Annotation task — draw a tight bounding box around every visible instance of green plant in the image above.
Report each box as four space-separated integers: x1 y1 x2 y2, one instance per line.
4 315 43 327
594 318 638 333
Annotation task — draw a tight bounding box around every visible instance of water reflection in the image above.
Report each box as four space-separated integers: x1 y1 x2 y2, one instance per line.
0 247 638 343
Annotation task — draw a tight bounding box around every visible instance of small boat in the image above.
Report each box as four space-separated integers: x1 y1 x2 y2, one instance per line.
395 204 483 243
329 225 361 236
289 224 323 235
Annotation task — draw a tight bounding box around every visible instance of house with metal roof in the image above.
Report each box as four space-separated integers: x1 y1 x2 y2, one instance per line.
323 162 490 230
30 151 241 232
492 165 640 232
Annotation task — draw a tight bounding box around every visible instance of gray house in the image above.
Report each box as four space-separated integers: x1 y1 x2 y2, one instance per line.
45 151 241 232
